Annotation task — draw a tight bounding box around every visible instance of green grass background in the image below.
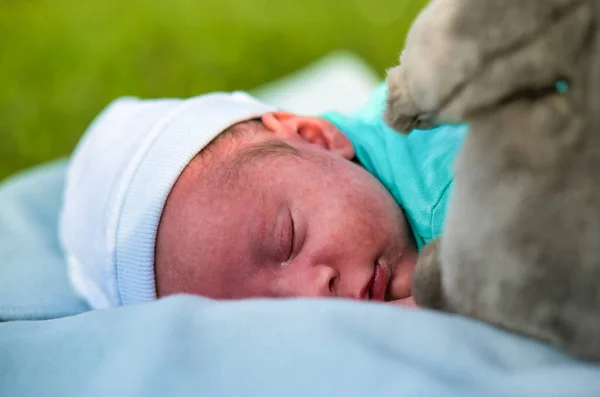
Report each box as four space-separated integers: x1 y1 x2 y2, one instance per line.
0 0 426 181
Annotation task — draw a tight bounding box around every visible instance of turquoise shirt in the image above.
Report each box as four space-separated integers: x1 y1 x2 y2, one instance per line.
321 84 468 249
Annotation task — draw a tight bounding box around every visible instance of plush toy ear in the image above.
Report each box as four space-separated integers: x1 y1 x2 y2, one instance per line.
384 65 436 134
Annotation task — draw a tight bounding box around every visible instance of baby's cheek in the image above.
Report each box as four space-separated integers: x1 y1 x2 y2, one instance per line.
387 246 417 300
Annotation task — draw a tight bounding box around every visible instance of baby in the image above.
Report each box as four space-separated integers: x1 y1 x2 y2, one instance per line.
59 84 467 309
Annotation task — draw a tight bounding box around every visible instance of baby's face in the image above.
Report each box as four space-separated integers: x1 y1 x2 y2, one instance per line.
155 113 417 302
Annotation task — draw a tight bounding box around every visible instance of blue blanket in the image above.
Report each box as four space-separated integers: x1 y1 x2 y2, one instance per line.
0 160 88 320
1 161 600 396
3 295 600 397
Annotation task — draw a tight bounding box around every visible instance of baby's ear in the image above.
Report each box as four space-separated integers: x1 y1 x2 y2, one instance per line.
384 64 435 134
262 112 355 159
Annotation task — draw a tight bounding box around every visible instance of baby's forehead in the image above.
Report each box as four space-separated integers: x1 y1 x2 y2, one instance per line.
201 119 267 161
197 119 304 180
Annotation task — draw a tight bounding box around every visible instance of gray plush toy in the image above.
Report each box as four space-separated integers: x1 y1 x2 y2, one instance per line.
385 0 600 361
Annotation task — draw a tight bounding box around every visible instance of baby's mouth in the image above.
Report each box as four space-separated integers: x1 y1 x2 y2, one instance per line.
368 262 390 301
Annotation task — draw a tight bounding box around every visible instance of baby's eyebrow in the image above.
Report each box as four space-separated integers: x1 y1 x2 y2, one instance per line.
231 139 305 170
220 139 305 188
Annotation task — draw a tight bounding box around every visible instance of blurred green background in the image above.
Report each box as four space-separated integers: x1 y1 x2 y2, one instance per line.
0 0 426 181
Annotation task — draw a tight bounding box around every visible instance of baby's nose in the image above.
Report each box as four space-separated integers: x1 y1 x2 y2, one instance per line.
287 264 339 298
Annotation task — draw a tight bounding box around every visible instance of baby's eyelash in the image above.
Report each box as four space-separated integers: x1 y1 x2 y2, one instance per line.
279 209 295 268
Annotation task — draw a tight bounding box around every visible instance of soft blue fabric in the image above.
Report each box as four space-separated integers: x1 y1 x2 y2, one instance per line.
322 83 468 249
2 295 600 397
0 160 88 320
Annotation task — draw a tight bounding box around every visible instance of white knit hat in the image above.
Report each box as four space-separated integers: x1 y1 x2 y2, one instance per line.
59 92 276 309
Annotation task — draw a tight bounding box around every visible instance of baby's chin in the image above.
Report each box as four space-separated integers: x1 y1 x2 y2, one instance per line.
385 245 418 301
389 296 418 308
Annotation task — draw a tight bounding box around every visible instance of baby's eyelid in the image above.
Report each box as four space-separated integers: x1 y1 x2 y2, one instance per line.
288 209 295 260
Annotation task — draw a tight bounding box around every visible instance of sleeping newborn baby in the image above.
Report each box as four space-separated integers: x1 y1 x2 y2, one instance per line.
60 84 466 309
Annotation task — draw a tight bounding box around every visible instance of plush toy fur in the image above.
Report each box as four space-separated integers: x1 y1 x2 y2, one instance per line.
385 0 600 361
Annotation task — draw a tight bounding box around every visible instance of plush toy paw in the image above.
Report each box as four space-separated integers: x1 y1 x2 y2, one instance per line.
385 0 589 133
411 238 448 311
384 64 435 133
